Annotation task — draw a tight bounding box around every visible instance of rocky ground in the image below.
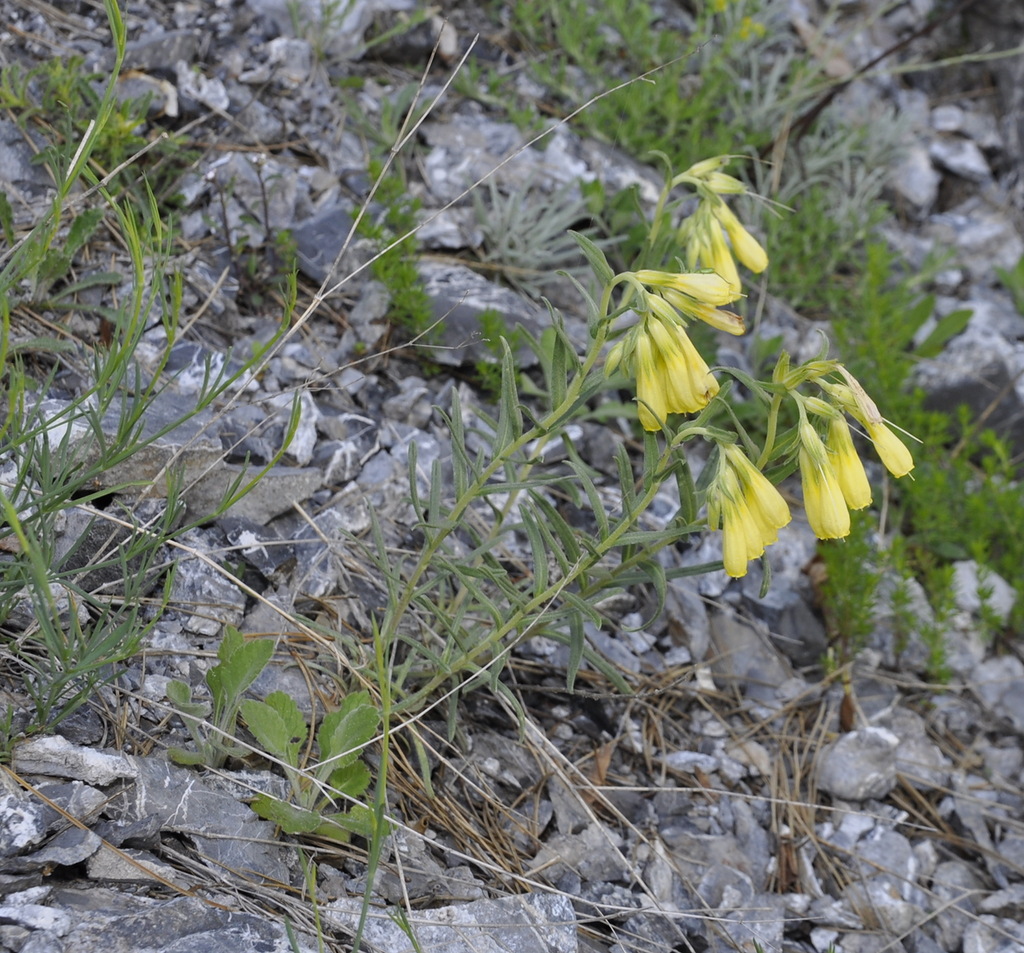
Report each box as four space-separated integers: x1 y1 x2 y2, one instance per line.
3 1 1024 952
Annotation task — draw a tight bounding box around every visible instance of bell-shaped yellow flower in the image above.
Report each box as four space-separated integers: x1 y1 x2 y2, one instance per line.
713 201 769 274
724 444 792 540
633 269 741 307
634 317 719 429
705 221 742 293
826 415 872 510
709 445 791 578
864 419 915 478
659 290 745 336
713 467 761 578
822 376 915 478
799 421 851 540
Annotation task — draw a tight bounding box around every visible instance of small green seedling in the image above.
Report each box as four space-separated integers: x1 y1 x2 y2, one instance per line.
240 690 379 841
167 627 275 768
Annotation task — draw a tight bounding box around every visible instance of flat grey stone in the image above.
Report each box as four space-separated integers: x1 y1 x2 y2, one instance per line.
889 144 941 211
291 204 356 284
417 261 546 367
186 463 323 524
107 757 289 886
708 610 792 705
48 887 313 953
326 892 577 953
973 655 1024 732
12 737 137 787
952 560 1017 621
0 794 50 859
929 136 992 181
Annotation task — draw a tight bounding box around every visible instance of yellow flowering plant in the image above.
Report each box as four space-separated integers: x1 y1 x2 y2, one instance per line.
588 155 916 578
370 155 916 715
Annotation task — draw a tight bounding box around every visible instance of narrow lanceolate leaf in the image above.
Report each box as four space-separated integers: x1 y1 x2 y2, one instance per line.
493 338 523 453
674 455 698 525
567 460 611 537
613 523 704 547
427 457 443 529
915 307 972 358
519 506 549 598
565 612 584 693
0 191 13 244
442 395 472 499
570 230 614 285
539 308 578 411
615 445 638 517
529 494 582 571
406 440 423 520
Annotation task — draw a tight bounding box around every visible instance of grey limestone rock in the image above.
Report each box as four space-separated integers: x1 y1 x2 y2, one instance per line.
816 728 899 801
928 860 985 951
326 892 578 953
12 737 137 787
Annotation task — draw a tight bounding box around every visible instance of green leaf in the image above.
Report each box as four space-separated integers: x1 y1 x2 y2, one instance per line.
914 307 973 359
570 230 614 285
241 692 307 762
447 392 470 499
318 692 379 774
317 805 376 841
673 455 698 525
207 628 274 711
519 506 549 598
565 612 584 692
493 337 523 453
166 679 208 718
65 208 105 260
327 760 372 799
902 293 937 342
166 678 192 706
0 191 13 244
250 794 322 834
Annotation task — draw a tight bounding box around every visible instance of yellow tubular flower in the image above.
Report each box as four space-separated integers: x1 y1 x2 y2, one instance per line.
706 223 742 293
820 376 915 479
679 155 729 180
633 332 668 429
864 420 915 478
723 444 792 538
826 415 872 510
644 316 719 419
662 290 745 335
704 171 747 194
715 467 761 578
799 421 851 540
713 202 769 274
710 446 791 577
634 270 740 307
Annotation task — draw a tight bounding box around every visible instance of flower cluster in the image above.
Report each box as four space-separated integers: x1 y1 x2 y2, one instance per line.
604 270 742 430
794 377 915 540
599 157 915 578
675 158 769 293
707 444 791 577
